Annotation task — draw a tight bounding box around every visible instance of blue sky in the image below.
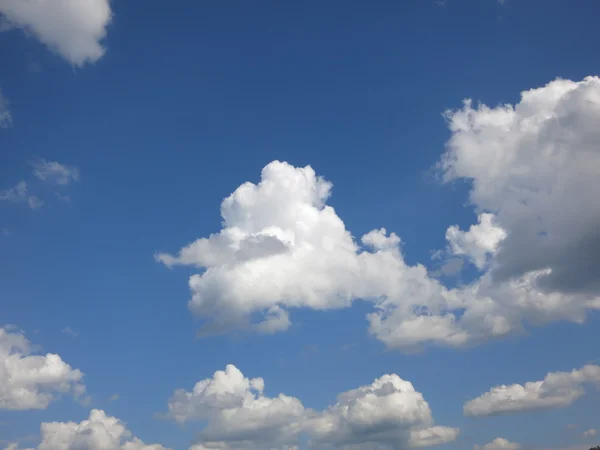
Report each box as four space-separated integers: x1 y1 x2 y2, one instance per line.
1 1 600 450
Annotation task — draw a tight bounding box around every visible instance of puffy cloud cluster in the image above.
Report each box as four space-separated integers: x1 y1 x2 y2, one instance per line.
4 409 169 450
166 365 458 449
474 438 521 450
0 326 87 410
157 76 600 351
464 364 600 416
0 0 112 66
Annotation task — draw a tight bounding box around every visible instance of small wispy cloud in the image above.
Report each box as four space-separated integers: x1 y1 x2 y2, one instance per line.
0 181 43 209
31 159 80 185
0 89 12 128
108 393 119 402
62 326 78 337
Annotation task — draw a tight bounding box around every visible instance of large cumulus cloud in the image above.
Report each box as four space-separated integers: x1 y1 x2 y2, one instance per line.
156 76 600 351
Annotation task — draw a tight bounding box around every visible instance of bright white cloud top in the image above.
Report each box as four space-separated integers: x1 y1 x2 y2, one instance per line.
0 326 87 410
157 77 600 353
0 0 112 66
464 364 600 416
166 364 459 449
3 409 170 450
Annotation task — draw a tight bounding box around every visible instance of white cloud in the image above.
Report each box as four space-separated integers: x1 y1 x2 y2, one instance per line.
446 213 507 270
166 364 458 450
0 0 112 66
0 326 87 410
464 364 600 416
109 393 120 402
0 181 43 209
4 409 169 450
441 76 600 296
0 88 12 128
31 159 79 185
583 429 597 438
474 438 521 450
157 76 600 352
62 327 78 337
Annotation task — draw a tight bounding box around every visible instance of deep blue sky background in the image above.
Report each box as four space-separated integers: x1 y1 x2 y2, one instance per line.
1 1 600 449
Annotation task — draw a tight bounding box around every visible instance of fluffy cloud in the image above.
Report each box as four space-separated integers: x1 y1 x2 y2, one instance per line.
0 326 87 410
166 365 458 449
0 181 43 209
157 76 600 352
4 409 169 450
441 76 600 296
445 213 507 270
464 364 600 416
31 159 80 186
474 438 521 450
583 429 597 438
0 0 112 66
0 88 12 128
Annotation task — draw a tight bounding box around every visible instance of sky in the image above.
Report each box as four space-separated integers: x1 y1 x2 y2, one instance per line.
1 1 600 450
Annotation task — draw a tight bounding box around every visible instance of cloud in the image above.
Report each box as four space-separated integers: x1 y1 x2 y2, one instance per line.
62 327 78 337
0 181 43 209
474 438 521 450
0 326 87 410
446 213 507 270
441 76 600 296
0 0 112 66
0 88 12 128
583 429 597 438
165 364 458 450
157 76 600 352
109 393 120 402
31 159 79 185
4 409 169 450
464 364 600 416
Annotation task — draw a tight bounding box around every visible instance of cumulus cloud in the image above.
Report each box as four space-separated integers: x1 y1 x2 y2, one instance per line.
165 364 458 450
474 438 521 450
0 326 87 410
583 429 597 438
31 159 80 185
4 409 169 450
157 76 600 351
464 364 600 416
0 88 12 128
441 76 600 296
0 0 112 66
0 181 43 209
